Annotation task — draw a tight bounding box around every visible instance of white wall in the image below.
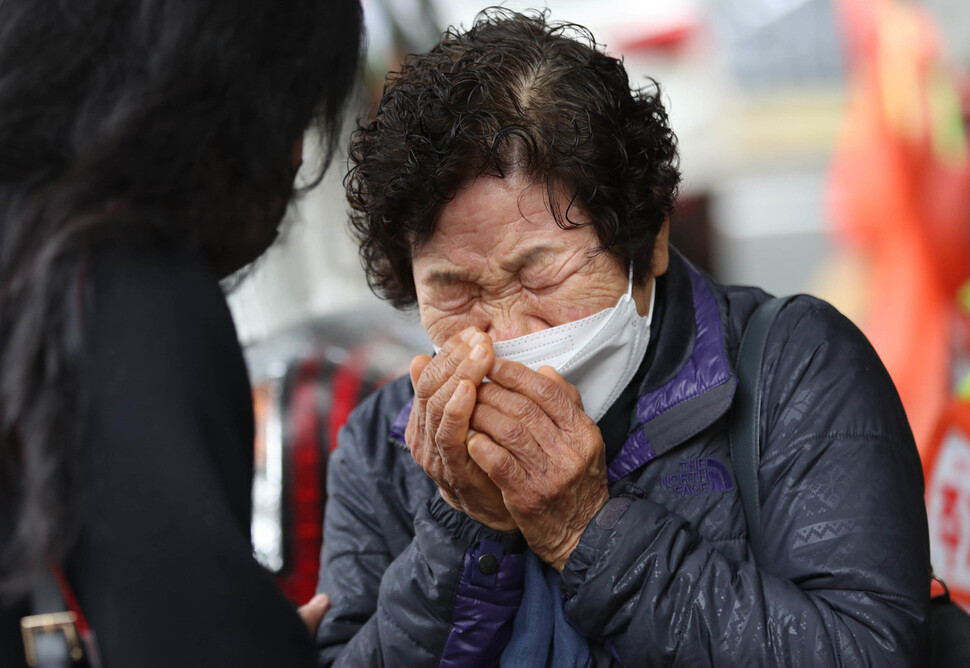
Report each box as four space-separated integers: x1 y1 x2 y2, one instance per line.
227 140 385 346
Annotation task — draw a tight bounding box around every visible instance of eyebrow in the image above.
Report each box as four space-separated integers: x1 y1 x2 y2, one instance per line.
502 244 557 273
424 244 560 287
424 268 470 287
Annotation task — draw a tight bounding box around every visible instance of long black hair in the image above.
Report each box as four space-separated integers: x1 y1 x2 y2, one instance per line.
0 0 363 598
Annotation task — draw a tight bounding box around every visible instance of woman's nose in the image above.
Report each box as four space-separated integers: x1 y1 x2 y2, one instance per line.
484 310 535 343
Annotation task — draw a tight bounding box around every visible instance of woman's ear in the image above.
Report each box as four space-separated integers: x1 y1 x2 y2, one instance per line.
291 134 305 171
651 218 670 277
631 219 669 317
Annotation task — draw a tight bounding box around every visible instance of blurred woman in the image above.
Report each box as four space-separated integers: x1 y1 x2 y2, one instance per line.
0 1 361 666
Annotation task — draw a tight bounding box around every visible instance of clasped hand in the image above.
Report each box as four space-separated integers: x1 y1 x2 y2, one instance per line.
406 327 609 571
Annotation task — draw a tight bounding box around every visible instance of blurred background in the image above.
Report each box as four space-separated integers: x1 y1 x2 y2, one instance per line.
232 0 970 610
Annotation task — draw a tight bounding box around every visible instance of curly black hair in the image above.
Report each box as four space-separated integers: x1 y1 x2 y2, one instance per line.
0 0 362 598
347 7 680 309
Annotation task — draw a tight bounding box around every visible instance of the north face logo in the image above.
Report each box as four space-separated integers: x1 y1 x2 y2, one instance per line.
659 458 734 497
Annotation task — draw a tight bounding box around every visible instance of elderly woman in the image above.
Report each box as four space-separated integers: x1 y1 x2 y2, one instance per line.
316 9 929 667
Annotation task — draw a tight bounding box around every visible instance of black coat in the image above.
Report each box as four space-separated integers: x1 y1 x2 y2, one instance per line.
316 250 930 666
1 245 316 667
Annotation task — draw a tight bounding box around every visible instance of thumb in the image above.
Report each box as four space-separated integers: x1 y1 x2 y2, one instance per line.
536 365 583 408
409 354 432 392
297 593 330 636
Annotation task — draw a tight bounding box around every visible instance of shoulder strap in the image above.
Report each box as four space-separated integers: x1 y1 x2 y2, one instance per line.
730 296 795 558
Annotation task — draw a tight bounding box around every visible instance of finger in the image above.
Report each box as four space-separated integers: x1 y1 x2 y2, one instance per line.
413 351 463 403
406 355 432 455
470 402 542 461
467 431 525 491
435 379 476 455
405 391 440 479
439 325 480 354
536 365 583 409
476 382 558 447
426 333 495 431
487 357 576 426
456 332 495 386
297 593 330 636
414 329 488 403
409 355 432 392
409 330 490 481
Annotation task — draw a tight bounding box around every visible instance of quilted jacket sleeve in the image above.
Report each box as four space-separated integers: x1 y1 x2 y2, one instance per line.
560 298 930 666
315 391 526 667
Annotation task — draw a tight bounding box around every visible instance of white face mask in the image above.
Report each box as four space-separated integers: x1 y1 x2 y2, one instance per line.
432 269 654 423
490 271 654 423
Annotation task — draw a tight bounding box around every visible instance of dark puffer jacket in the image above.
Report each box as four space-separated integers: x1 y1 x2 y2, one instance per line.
315 251 930 667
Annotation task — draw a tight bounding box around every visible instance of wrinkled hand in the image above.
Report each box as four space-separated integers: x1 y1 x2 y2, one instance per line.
467 358 609 571
297 593 329 636
406 327 515 531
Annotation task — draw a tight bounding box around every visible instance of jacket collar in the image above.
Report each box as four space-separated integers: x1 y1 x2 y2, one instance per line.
390 395 411 445
390 250 737 472
607 250 736 483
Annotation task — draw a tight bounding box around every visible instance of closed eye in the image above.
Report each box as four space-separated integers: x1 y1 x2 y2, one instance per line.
518 265 569 295
426 281 476 311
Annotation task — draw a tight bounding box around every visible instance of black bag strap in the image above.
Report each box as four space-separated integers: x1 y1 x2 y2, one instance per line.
730 295 796 557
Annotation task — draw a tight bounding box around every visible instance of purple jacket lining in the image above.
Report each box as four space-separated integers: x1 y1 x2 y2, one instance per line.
438 542 527 668
607 266 731 483
389 397 412 445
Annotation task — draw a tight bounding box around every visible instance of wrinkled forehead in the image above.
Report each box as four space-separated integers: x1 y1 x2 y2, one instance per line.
410 176 599 276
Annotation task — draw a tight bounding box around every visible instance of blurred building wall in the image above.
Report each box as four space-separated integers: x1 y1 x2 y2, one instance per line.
227 0 970 344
